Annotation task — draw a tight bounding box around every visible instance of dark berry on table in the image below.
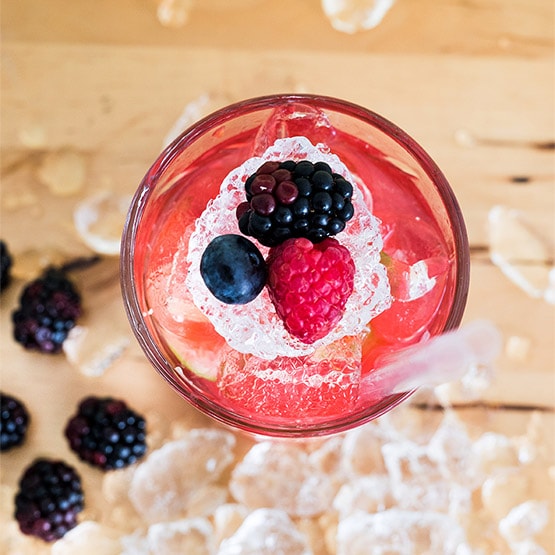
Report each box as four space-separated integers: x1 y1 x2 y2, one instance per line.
14 458 84 542
237 160 356 247
65 396 147 470
1 240 13 292
0 393 30 452
11 267 82 354
200 234 267 304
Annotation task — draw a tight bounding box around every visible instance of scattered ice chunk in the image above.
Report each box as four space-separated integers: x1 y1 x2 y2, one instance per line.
498 501 550 545
36 148 86 196
505 335 532 362
333 475 393 518
471 432 519 474
382 440 453 511
229 441 335 518
213 504 249 545
157 0 194 27
73 192 131 256
307 436 345 477
489 205 555 303
51 521 121 555
434 362 495 406
336 509 467 555
321 0 396 34
341 422 386 475
147 517 214 555
18 123 47 148
217 508 311 555
120 530 150 555
129 429 236 522
63 325 130 377
510 540 548 555
186 484 229 518
427 411 482 487
454 128 478 148
481 468 530 520
186 136 391 359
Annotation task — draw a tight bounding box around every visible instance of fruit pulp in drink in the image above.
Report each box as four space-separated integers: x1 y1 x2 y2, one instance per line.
136 126 457 427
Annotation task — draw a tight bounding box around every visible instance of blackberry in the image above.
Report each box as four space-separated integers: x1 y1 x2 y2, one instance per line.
0 392 30 451
14 458 84 542
64 396 147 470
12 267 82 354
238 160 355 247
1 240 13 292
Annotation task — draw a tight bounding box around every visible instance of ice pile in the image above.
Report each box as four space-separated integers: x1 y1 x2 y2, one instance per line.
321 0 396 34
5 406 552 554
186 136 391 359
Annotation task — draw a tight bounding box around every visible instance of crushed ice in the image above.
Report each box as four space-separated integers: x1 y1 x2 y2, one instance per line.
186 136 391 359
6 405 549 553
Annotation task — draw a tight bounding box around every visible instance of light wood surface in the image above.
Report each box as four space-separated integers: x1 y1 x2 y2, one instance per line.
1 0 554 553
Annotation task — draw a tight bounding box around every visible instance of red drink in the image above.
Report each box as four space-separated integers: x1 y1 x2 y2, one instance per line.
121 95 469 437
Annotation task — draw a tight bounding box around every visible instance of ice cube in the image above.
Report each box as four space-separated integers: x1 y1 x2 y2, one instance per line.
498 501 550 545
217 508 311 555
73 191 131 256
36 148 86 196
129 429 236 522
333 475 393 518
510 540 548 555
229 441 335 518
51 522 121 555
147 517 214 555
217 336 362 418
336 509 466 555
186 484 229 518
186 136 391 359
321 0 396 34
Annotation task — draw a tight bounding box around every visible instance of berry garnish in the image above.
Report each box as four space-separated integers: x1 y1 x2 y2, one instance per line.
266 237 355 344
14 458 84 542
238 160 355 247
1 240 13 292
12 267 82 354
200 234 267 304
0 392 30 452
64 396 147 470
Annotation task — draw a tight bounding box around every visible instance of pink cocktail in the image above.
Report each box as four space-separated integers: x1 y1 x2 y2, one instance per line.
121 95 469 437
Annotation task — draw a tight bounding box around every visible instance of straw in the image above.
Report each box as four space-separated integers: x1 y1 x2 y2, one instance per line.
361 320 502 398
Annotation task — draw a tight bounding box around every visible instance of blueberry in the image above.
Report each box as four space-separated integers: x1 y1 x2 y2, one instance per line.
200 234 267 304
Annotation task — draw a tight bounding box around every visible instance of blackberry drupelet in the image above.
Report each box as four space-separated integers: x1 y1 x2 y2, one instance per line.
0 392 30 452
14 458 84 542
65 396 147 470
1 240 13 292
238 160 355 247
12 267 82 354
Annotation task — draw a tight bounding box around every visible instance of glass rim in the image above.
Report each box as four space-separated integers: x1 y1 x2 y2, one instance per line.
120 93 470 437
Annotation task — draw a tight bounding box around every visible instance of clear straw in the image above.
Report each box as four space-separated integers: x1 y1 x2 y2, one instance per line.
360 320 502 398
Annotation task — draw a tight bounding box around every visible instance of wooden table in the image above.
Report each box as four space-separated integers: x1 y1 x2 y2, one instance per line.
1 1 554 553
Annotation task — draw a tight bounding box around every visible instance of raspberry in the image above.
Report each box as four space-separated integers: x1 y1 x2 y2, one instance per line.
238 160 355 247
266 237 355 344
64 396 147 470
0 392 30 451
1 240 13 292
12 267 82 354
14 458 84 542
